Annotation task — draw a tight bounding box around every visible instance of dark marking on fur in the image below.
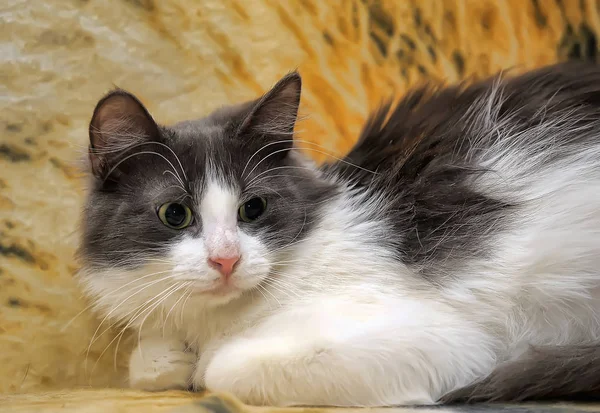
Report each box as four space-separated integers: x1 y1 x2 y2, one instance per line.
579 24 598 61
351 2 359 30
413 8 422 27
561 24 578 58
8 298 21 307
41 121 53 133
123 0 155 11
452 50 465 76
396 49 414 66
427 45 437 63
569 31 584 60
370 31 388 57
322 31 334 46
444 11 456 29
325 61 600 278
366 1 394 37
555 0 566 16
299 0 317 16
481 13 491 31
0 144 30 162
423 24 435 40
39 29 95 48
531 0 548 28
442 345 600 403
559 23 598 62
400 34 416 50
324 89 512 275
49 157 77 179
5 123 21 133
0 243 35 264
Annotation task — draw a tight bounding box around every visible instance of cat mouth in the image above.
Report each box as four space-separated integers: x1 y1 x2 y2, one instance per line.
192 283 240 297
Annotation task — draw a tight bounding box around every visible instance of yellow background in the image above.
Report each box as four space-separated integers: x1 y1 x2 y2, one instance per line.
0 0 597 394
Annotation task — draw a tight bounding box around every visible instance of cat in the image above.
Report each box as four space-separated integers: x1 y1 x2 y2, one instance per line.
78 61 600 407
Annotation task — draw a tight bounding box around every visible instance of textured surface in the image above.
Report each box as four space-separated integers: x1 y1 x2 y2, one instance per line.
1 389 205 413
2 390 600 413
1 0 600 400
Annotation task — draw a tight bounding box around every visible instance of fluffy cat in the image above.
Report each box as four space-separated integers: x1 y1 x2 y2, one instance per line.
79 61 600 406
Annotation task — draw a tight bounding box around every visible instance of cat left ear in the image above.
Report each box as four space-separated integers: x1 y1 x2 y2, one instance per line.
239 71 302 153
88 90 159 179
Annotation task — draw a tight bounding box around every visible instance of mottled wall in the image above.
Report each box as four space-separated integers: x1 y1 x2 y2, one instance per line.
0 0 598 393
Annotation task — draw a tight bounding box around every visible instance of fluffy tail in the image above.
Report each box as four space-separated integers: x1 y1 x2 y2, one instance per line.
441 345 600 403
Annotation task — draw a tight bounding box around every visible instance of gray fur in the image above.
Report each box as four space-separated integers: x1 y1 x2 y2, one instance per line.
441 345 600 403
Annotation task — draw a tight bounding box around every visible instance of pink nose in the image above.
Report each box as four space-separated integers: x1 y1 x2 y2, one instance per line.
208 256 240 278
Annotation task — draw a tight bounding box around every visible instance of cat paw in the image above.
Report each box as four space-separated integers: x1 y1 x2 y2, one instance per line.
129 336 197 391
200 337 304 405
200 335 439 407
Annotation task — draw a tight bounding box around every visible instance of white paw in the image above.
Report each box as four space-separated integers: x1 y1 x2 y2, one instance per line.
129 336 197 391
201 336 439 407
201 337 304 406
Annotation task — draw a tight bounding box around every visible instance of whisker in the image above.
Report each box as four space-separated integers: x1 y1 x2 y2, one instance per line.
85 271 176 359
92 281 181 374
251 284 272 311
263 278 301 300
244 185 286 200
242 139 377 182
103 150 185 188
61 300 100 333
256 283 282 308
135 282 185 360
242 140 292 178
93 140 188 184
179 288 194 326
162 282 194 336
246 166 317 187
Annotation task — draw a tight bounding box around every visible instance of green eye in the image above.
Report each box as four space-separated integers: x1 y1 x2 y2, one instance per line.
158 202 193 229
238 197 267 223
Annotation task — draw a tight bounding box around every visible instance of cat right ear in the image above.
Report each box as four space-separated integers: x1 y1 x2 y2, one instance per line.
238 72 302 155
88 90 159 179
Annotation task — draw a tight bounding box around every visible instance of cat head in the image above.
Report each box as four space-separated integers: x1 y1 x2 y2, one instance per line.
78 72 335 318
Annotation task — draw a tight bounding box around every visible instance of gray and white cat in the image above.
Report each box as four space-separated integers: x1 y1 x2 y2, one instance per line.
79 62 600 406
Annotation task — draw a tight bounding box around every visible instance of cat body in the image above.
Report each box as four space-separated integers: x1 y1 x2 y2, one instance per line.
79 62 600 406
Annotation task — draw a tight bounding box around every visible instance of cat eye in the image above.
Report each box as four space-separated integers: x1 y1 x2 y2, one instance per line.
238 197 267 223
158 202 193 229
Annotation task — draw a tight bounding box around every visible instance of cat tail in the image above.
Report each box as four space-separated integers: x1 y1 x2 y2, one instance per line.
440 344 600 403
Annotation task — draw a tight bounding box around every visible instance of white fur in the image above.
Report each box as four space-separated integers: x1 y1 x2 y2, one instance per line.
80 91 600 406
129 335 196 391
200 180 241 260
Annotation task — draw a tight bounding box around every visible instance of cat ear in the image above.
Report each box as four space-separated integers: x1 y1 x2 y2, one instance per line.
239 72 302 153
88 90 159 179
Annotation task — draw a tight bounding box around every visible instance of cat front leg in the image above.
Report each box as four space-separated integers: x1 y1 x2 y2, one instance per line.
199 296 498 406
129 334 197 391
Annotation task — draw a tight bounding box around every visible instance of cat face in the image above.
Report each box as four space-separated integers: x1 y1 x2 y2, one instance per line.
79 73 335 315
